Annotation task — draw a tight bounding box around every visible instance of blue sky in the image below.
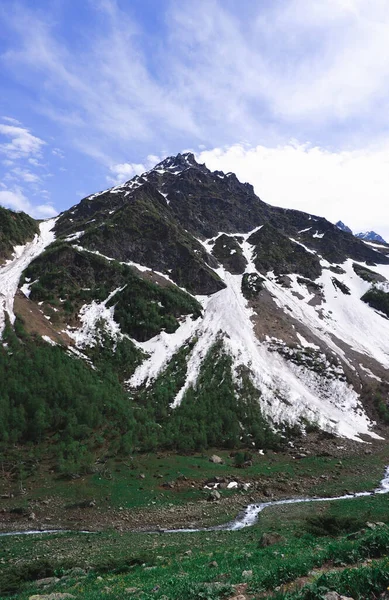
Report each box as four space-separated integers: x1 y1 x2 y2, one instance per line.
0 0 388 238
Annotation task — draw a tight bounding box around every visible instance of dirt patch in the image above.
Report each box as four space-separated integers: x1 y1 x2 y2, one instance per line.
14 292 72 346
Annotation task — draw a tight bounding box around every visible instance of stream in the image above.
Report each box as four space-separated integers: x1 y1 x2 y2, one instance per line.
1 466 388 537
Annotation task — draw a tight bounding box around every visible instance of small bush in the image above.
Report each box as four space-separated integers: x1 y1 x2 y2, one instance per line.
305 514 365 537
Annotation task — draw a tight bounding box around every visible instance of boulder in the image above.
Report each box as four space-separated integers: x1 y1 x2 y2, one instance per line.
35 578 60 587
209 455 223 464
207 490 221 502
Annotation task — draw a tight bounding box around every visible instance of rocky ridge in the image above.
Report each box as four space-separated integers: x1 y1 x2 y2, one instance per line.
1 152 389 446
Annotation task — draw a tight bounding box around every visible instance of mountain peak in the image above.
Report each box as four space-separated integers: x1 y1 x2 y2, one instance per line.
152 151 204 174
356 230 387 244
336 220 353 234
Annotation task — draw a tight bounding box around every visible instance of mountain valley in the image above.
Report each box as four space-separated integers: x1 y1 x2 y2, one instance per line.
1 153 389 600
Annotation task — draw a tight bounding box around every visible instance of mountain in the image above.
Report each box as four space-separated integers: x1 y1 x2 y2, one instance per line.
356 231 388 245
336 221 388 246
1 152 389 460
335 220 353 234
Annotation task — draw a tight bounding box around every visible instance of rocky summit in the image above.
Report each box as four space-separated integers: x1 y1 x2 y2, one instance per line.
1 152 389 452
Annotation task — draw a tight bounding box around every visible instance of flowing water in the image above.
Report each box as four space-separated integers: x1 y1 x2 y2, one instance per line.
1 466 388 537
163 465 389 533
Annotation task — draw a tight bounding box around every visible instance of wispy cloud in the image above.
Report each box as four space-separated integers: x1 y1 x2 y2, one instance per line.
3 0 389 160
0 117 57 218
6 166 42 184
1 116 22 125
52 148 64 158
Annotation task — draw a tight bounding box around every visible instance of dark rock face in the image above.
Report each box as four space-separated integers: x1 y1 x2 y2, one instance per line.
353 263 387 283
211 234 247 274
0 207 38 261
57 182 224 295
248 224 322 279
54 152 389 298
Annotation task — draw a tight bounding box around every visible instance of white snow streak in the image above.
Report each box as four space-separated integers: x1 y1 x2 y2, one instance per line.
0 219 56 336
129 315 201 388
66 287 125 348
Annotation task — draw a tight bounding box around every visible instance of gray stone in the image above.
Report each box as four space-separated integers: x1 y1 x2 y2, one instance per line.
209 455 223 464
207 490 221 502
242 569 253 580
35 578 60 588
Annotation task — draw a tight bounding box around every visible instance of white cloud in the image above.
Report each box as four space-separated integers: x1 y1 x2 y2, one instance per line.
198 143 389 240
33 203 57 218
0 188 57 219
107 162 145 185
9 167 41 184
107 155 161 184
1 116 21 125
3 0 389 161
52 148 64 158
28 157 44 167
0 124 46 160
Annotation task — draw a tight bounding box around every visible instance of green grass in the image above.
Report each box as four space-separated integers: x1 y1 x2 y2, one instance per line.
1 493 389 599
2 450 389 598
2 447 389 513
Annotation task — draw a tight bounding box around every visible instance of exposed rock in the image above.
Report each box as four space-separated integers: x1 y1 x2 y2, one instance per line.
35 578 60 587
207 490 221 502
209 455 223 464
323 593 354 600
259 532 285 547
241 569 253 580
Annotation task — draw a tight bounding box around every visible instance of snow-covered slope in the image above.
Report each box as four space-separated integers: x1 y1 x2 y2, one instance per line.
4 153 389 445
0 219 56 336
128 228 388 441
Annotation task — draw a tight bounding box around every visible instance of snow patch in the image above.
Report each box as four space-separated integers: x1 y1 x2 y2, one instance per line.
0 218 57 337
129 314 201 388
67 287 125 348
63 231 84 242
